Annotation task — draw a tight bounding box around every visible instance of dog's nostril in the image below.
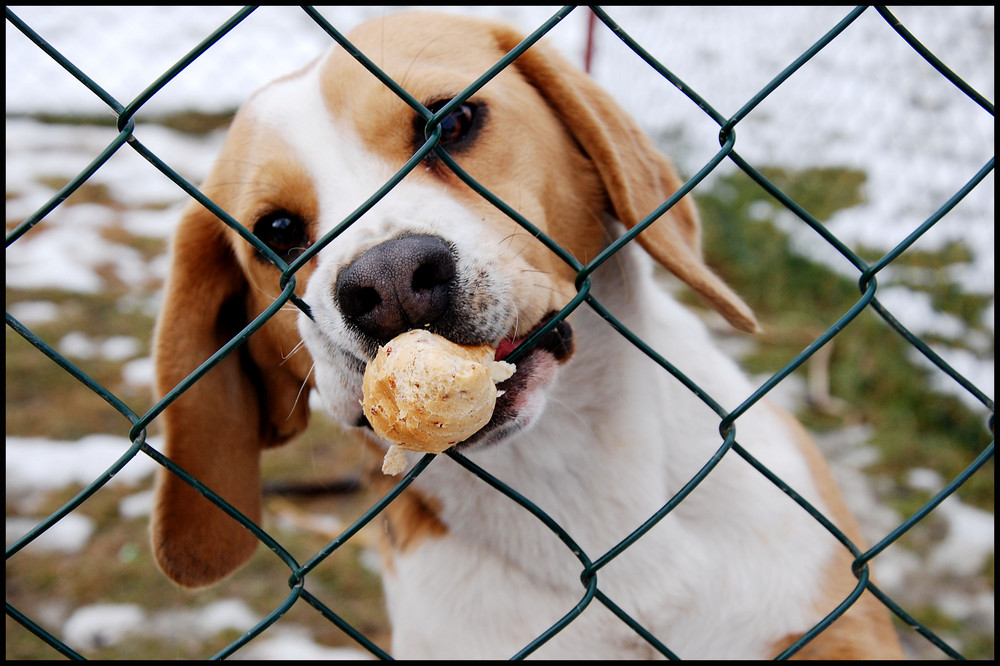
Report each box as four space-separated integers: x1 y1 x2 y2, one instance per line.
335 234 456 342
412 260 453 293
352 287 383 316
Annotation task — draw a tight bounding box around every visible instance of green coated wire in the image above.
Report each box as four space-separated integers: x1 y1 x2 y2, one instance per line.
4 4 993 660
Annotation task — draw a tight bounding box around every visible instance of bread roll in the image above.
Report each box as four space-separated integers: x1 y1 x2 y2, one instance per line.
361 329 515 474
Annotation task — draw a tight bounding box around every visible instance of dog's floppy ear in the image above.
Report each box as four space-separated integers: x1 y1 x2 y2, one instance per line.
151 195 312 588
498 28 758 333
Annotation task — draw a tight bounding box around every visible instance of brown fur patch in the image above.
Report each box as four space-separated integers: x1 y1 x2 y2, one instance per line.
765 404 905 659
362 439 448 573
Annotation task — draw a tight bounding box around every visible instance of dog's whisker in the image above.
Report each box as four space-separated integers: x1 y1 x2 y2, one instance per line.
280 339 307 365
286 362 315 421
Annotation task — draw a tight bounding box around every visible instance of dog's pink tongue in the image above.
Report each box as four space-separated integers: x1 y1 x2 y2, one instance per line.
494 337 521 362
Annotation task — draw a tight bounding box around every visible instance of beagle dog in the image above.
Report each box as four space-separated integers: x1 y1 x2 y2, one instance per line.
151 11 905 660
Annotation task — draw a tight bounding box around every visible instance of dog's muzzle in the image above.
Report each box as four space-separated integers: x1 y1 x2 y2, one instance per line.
332 233 574 446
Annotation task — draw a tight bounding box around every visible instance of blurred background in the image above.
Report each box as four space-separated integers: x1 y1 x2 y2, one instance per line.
6 5 994 659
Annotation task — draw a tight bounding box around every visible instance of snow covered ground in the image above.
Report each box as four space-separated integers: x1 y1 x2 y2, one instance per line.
6 5 994 659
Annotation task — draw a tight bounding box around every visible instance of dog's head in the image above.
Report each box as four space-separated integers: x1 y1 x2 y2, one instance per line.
151 11 756 588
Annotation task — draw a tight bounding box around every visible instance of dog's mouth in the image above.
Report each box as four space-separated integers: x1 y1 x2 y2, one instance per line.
357 311 573 447
451 311 573 448
493 311 574 365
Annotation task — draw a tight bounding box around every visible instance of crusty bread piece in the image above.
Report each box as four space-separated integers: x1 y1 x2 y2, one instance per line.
361 329 515 474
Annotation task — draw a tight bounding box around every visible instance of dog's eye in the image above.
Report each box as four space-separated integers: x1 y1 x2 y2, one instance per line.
253 212 310 263
426 100 477 145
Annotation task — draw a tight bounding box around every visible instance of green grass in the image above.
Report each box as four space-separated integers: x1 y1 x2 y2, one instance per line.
5 288 155 438
697 166 993 511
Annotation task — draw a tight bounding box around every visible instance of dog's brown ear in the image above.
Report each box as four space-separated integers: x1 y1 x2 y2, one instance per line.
151 197 311 588
499 29 758 333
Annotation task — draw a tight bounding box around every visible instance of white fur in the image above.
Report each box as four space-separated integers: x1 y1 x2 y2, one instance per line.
382 251 837 659
251 45 842 661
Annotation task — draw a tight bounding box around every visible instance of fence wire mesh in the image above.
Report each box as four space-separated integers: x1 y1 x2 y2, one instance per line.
5 5 994 660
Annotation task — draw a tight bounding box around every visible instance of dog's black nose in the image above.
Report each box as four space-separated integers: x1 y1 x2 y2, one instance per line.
335 234 456 343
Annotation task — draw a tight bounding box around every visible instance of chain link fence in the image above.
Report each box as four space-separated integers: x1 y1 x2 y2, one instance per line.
6 5 994 660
